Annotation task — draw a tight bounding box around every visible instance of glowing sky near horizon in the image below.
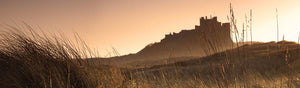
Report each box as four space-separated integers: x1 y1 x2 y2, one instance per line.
1 0 300 56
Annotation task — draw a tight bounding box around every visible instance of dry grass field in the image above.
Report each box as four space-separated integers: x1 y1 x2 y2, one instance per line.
2 26 300 88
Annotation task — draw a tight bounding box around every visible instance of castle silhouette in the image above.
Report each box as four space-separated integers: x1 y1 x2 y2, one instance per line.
99 16 233 66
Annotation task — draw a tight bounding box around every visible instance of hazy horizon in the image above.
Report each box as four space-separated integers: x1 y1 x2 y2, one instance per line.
1 0 300 56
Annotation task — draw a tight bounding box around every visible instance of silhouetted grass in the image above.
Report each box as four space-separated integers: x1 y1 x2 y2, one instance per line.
2 24 300 88
3 5 300 87
0 25 115 88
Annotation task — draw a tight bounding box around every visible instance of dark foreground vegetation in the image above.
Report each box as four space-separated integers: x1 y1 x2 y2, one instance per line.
2 25 300 88
0 25 121 88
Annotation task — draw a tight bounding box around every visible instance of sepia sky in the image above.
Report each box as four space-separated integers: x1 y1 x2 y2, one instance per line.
1 0 300 56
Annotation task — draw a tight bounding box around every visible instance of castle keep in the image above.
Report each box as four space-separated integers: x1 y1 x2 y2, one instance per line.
197 17 230 34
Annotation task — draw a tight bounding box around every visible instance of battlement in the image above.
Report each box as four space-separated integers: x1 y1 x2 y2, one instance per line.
200 16 218 25
197 16 229 30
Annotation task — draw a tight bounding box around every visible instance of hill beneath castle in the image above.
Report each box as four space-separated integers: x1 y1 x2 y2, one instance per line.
96 17 233 67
